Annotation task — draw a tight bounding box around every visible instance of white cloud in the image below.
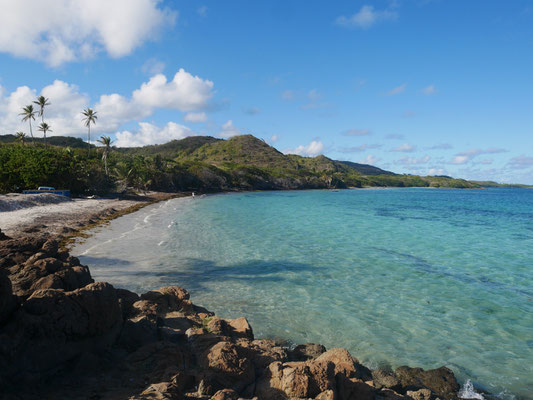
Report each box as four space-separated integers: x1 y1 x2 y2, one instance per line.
338 144 382 153
397 155 431 165
342 128 371 137
0 0 176 66
218 120 241 138
141 58 166 75
0 80 90 138
392 143 416 152
184 112 208 123
428 168 446 176
282 90 294 100
270 135 279 143
244 107 260 115
450 148 507 164
422 84 436 95
358 154 380 165
133 69 214 112
507 155 533 170
427 143 453 150
197 6 208 17
1 68 215 138
115 121 195 147
284 140 324 157
385 133 404 140
336 5 398 29
387 83 406 96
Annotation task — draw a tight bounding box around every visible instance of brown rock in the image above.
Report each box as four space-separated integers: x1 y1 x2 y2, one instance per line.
41 239 59 257
131 382 183 399
316 389 335 400
289 343 327 361
315 348 371 380
336 377 375 400
406 388 432 400
395 366 459 399
227 317 254 340
0 228 10 241
203 341 255 393
140 286 190 313
116 288 141 318
212 388 240 400
241 339 288 370
0 270 16 324
372 368 401 391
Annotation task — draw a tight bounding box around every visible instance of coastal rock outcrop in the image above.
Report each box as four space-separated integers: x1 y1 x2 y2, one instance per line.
0 232 470 400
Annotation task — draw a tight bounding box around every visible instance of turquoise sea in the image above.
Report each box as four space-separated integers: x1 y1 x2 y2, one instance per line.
73 188 533 399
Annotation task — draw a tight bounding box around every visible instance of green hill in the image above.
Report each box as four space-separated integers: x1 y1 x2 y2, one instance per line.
0 134 481 195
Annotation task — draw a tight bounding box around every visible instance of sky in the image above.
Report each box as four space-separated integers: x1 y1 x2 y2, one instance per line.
0 0 532 184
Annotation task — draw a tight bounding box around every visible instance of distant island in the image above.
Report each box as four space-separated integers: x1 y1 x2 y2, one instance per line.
0 133 488 195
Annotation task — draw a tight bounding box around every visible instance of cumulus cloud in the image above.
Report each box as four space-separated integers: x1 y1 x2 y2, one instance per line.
270 135 279 143
284 140 324 157
396 155 431 165
392 143 416 152
141 58 166 75
507 155 533 170
282 90 294 100
115 121 195 147
385 133 404 140
450 148 507 165
133 69 214 112
427 143 453 150
386 83 406 96
184 112 207 123
342 128 371 137
428 168 446 176
244 107 260 115
358 154 380 165
218 120 241 138
0 80 91 138
0 68 215 138
336 5 398 29
338 144 382 153
422 84 436 95
0 0 176 66
197 6 208 17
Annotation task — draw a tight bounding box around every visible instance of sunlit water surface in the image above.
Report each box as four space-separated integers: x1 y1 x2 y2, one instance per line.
73 188 533 399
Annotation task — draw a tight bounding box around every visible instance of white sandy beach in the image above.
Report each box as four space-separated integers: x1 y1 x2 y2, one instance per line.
0 193 143 237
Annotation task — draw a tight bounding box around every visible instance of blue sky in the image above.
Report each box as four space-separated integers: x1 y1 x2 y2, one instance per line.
0 0 532 183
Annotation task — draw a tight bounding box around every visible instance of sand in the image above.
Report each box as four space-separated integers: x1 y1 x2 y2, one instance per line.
0 192 175 237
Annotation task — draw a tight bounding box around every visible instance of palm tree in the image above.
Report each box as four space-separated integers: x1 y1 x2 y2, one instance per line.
19 105 36 142
97 135 113 175
15 132 27 146
33 96 51 123
81 108 97 155
38 122 52 147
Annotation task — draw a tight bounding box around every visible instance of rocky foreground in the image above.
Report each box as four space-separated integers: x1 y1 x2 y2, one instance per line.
0 227 470 400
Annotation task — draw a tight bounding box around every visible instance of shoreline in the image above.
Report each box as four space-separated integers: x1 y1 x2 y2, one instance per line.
0 192 492 399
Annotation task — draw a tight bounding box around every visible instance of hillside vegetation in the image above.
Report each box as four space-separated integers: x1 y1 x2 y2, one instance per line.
0 134 480 195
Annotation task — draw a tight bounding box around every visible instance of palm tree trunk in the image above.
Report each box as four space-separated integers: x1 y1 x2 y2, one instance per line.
88 126 91 156
28 121 34 142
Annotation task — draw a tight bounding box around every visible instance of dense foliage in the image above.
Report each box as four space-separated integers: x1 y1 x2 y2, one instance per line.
0 135 481 195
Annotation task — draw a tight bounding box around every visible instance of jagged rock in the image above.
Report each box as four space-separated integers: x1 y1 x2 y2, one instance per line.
406 388 432 400
372 368 401 391
131 381 183 399
212 388 240 400
140 286 190 313
336 377 375 400
0 270 16 325
315 348 372 381
116 288 141 318
395 366 459 399
2 282 122 380
241 339 288 370
41 239 59 257
289 343 327 361
316 389 335 399
227 317 254 340
0 228 10 241
201 341 255 394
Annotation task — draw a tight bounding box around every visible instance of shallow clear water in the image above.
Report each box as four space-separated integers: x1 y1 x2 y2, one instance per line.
73 188 533 399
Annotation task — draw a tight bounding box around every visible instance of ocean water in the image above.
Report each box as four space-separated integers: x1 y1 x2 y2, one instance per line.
73 188 533 399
